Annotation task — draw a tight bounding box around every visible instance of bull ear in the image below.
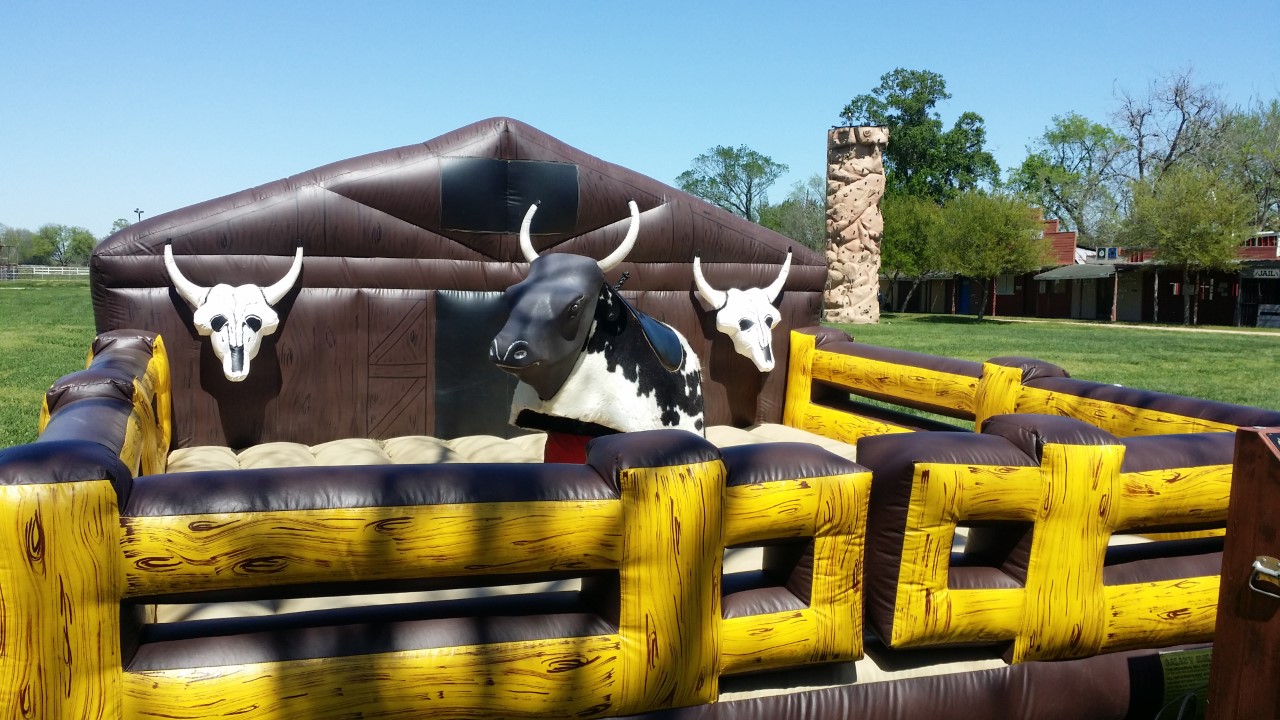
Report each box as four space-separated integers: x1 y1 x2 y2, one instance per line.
518 203 540 263
692 253 727 310
597 200 640 273
763 250 792 303
262 242 304 306
164 241 209 309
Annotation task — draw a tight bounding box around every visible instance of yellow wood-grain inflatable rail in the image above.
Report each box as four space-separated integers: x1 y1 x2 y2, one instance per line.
1 425 873 719
858 412 1232 663
785 328 1280 444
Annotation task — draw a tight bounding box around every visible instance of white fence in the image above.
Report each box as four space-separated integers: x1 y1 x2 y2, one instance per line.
0 265 90 280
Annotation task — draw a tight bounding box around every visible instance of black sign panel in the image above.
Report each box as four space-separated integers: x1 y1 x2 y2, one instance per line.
440 157 579 234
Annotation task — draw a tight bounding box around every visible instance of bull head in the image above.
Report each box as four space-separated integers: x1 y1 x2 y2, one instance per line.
490 201 639 400
164 241 303 382
693 250 791 372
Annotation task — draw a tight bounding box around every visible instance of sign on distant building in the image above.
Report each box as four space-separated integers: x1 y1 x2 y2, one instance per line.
1245 268 1280 279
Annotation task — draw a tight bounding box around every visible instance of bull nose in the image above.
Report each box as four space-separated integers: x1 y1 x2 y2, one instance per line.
490 339 535 368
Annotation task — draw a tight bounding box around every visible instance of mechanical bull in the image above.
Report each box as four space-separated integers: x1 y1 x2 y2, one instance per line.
164 240 303 382
693 250 791 372
490 201 705 454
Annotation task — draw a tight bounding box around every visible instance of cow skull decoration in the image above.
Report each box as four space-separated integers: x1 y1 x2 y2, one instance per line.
692 250 791 372
164 241 303 382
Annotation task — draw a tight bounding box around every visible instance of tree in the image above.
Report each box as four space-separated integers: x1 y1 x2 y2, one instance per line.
1120 164 1254 325
879 193 943 311
1215 100 1280 232
1008 113 1128 245
936 191 1048 321
32 224 97 266
1114 69 1226 183
839 68 999 203
758 174 825 251
676 145 788 222
0 225 35 264
110 218 132 235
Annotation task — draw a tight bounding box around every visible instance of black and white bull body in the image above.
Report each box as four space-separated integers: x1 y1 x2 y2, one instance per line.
490 202 705 436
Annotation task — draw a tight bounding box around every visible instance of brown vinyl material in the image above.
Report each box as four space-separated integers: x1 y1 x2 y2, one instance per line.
92 118 824 449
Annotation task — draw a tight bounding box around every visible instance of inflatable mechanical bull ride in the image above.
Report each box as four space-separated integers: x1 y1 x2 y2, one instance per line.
2 117 1276 719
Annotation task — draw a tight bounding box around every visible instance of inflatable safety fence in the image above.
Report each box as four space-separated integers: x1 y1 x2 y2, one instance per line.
1 355 869 718
1 327 1271 718
784 327 1280 440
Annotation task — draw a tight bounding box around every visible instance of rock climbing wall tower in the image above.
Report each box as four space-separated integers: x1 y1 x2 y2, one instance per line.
824 126 888 324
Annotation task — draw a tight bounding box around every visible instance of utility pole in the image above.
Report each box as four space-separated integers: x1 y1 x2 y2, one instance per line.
134 208 144 222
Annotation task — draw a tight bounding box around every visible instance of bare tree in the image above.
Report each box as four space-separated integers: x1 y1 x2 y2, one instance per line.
1114 68 1227 183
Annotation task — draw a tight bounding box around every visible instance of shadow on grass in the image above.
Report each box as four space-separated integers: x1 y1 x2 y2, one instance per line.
881 313 1013 326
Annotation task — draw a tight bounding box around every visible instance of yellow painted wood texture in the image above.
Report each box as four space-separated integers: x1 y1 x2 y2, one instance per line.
614 459 724 715
720 471 869 674
0 481 123 718
973 362 1023 429
1014 443 1123 662
783 331 920 444
809 349 978 417
890 464 1040 648
1014 385 1239 436
121 501 621 598
887 449 1228 662
123 635 624 720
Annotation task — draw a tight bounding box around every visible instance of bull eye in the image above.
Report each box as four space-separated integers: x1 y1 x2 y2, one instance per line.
738 318 754 331
245 316 263 332
566 299 581 318
765 315 776 329
210 315 228 332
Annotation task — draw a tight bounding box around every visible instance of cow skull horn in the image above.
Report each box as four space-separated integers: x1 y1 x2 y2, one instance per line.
518 201 640 273
596 200 640 273
763 250 793 303
691 253 728 310
164 241 208 308
262 243 305 305
519 202 541 263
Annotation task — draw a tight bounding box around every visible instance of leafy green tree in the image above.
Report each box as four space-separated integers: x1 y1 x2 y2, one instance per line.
839 68 999 203
1120 164 1254 325
1008 113 1128 245
1 225 35 264
758 174 825 251
676 145 788 222
1215 100 1280 231
880 193 943 311
110 218 132 235
32 224 97 266
936 191 1048 321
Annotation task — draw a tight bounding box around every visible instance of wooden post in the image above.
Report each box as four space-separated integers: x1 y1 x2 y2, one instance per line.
1111 271 1119 322
1207 428 1280 718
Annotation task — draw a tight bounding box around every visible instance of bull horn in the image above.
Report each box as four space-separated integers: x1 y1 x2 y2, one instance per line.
763 250 793 303
692 253 728 311
518 203 540 262
164 241 208 308
597 200 640 273
262 243 304 306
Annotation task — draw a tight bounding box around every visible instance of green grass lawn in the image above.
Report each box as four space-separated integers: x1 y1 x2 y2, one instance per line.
0 280 95 447
834 313 1280 411
2 284 1279 448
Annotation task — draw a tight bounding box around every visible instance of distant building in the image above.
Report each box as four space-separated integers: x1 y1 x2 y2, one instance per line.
880 219 1280 327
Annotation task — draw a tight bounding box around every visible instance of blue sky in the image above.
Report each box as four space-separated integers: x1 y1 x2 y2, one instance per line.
2 1 1277 237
